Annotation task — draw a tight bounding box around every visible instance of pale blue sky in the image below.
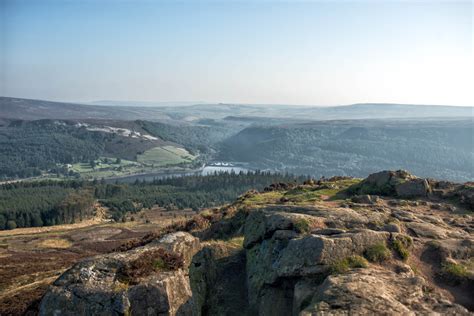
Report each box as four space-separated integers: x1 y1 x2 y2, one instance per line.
1 0 472 106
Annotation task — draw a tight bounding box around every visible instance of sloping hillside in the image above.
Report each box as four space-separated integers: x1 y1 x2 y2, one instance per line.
219 119 474 182
0 97 171 121
0 119 194 179
2 97 473 122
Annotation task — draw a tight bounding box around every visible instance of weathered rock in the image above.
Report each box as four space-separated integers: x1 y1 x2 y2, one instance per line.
300 269 471 315
365 170 413 187
311 228 346 235
245 228 392 313
354 170 434 198
243 210 322 248
190 241 248 316
39 232 201 316
351 194 380 204
381 222 401 233
353 170 434 197
456 185 474 211
406 222 468 239
246 232 291 309
276 230 390 277
258 204 389 231
424 238 474 261
395 178 431 198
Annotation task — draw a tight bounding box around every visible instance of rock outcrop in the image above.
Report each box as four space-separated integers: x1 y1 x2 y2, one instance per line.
301 269 468 315
353 169 433 198
39 170 474 315
39 232 201 316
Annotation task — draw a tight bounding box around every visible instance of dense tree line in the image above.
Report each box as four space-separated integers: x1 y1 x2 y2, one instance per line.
0 120 108 178
0 171 306 230
0 119 196 179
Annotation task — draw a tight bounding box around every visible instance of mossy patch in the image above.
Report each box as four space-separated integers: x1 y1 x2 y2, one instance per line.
439 262 470 285
293 218 311 233
153 257 167 270
282 185 343 203
392 240 409 261
226 236 244 248
364 243 391 263
243 191 284 205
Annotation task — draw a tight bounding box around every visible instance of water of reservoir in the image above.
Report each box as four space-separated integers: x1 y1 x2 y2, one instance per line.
108 164 250 183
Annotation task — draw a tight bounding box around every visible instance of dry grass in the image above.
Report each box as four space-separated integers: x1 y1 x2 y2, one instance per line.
0 217 106 238
38 238 73 249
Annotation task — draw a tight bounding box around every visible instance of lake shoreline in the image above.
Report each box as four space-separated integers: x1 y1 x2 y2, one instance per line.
105 163 251 183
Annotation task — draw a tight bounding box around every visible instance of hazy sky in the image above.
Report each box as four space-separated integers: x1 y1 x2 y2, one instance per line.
0 0 472 106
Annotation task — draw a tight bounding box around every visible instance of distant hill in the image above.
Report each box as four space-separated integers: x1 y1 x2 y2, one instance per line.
219 118 474 182
88 100 204 107
1 97 472 121
0 97 171 121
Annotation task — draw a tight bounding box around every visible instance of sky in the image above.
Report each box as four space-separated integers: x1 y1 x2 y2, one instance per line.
0 0 472 106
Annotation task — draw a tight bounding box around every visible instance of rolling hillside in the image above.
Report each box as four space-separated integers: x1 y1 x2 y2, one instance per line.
219 119 474 182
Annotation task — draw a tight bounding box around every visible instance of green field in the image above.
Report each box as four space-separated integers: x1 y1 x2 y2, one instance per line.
65 146 196 179
137 146 195 167
70 157 142 179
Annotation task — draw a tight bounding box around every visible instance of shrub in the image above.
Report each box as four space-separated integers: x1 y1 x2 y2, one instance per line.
390 235 412 261
364 243 391 263
6 220 17 230
392 240 409 261
331 255 369 274
293 218 311 233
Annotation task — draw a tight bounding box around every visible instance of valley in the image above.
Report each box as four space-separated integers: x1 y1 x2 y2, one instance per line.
2 2 471 315
0 97 472 315
1 97 473 183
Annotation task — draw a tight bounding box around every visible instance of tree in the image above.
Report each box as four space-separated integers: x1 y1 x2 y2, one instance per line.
115 158 122 164
31 213 43 227
6 220 17 230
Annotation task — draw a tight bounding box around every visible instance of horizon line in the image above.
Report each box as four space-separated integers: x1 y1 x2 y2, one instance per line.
1 95 473 109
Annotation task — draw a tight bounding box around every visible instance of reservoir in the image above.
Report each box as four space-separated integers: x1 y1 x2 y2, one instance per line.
108 164 250 183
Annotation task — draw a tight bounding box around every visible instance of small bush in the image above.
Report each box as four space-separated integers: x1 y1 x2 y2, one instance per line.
347 255 369 268
440 262 469 285
153 257 167 269
390 235 412 261
293 218 311 233
392 240 410 261
331 255 369 274
364 243 391 263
